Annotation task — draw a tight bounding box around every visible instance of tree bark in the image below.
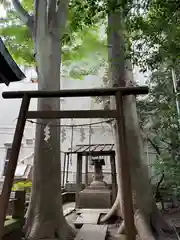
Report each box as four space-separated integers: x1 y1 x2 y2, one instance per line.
12 0 34 30
12 1 75 239
101 1 173 239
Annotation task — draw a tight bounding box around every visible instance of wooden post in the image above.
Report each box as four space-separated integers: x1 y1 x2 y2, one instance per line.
85 155 88 187
110 153 117 203
12 191 25 220
62 153 67 187
115 92 135 240
0 95 30 239
76 153 82 208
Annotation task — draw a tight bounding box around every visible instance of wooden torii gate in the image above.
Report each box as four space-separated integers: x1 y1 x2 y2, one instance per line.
0 86 148 240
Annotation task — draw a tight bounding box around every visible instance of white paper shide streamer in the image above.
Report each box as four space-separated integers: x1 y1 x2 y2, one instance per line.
44 124 51 142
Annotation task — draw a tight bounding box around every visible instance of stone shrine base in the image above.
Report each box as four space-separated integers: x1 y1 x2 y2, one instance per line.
78 188 112 209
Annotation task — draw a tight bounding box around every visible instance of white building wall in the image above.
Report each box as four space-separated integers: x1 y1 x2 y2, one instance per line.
0 82 37 179
0 75 112 178
0 74 157 182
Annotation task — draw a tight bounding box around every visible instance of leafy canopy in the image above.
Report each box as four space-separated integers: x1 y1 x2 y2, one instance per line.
0 0 107 71
128 0 180 71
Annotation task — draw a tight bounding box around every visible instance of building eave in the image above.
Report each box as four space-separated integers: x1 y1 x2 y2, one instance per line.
0 38 26 85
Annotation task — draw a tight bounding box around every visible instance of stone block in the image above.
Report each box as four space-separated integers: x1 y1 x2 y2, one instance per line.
79 188 112 209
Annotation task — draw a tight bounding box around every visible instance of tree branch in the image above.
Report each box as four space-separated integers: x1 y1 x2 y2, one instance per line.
147 137 161 156
140 126 161 155
56 0 69 38
34 0 48 39
48 0 57 27
12 0 34 31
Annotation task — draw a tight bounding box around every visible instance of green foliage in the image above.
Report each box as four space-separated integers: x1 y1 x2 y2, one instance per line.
137 65 180 196
12 180 32 192
126 0 180 71
127 0 180 195
0 0 136 77
68 0 106 31
0 1 107 78
0 8 34 66
62 25 107 78
1 26 34 65
22 0 33 12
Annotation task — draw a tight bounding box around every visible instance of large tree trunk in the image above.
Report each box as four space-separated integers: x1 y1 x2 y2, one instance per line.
11 1 76 239
101 1 173 239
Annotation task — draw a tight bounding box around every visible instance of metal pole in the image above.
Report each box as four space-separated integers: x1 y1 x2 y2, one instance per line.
110 154 117 203
172 68 180 117
85 155 89 187
62 153 67 187
0 95 30 239
65 154 70 185
76 154 82 208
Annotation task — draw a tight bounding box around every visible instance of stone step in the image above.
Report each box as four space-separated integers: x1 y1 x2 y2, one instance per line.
74 212 101 228
76 208 110 214
75 224 107 240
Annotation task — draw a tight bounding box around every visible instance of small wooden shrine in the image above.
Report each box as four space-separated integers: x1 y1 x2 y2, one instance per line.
65 144 117 209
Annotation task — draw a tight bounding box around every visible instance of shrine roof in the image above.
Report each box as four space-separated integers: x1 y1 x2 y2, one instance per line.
66 144 115 156
0 38 25 85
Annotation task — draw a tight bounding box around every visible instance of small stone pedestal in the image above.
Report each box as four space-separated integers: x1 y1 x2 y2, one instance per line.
79 188 111 208
79 158 111 209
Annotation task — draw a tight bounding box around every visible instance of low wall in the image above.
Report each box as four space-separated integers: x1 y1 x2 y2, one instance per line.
3 191 75 240
65 183 84 192
3 191 25 240
3 218 23 240
62 192 75 204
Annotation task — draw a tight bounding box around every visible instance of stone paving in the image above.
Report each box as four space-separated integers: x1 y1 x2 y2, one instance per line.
63 203 180 240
